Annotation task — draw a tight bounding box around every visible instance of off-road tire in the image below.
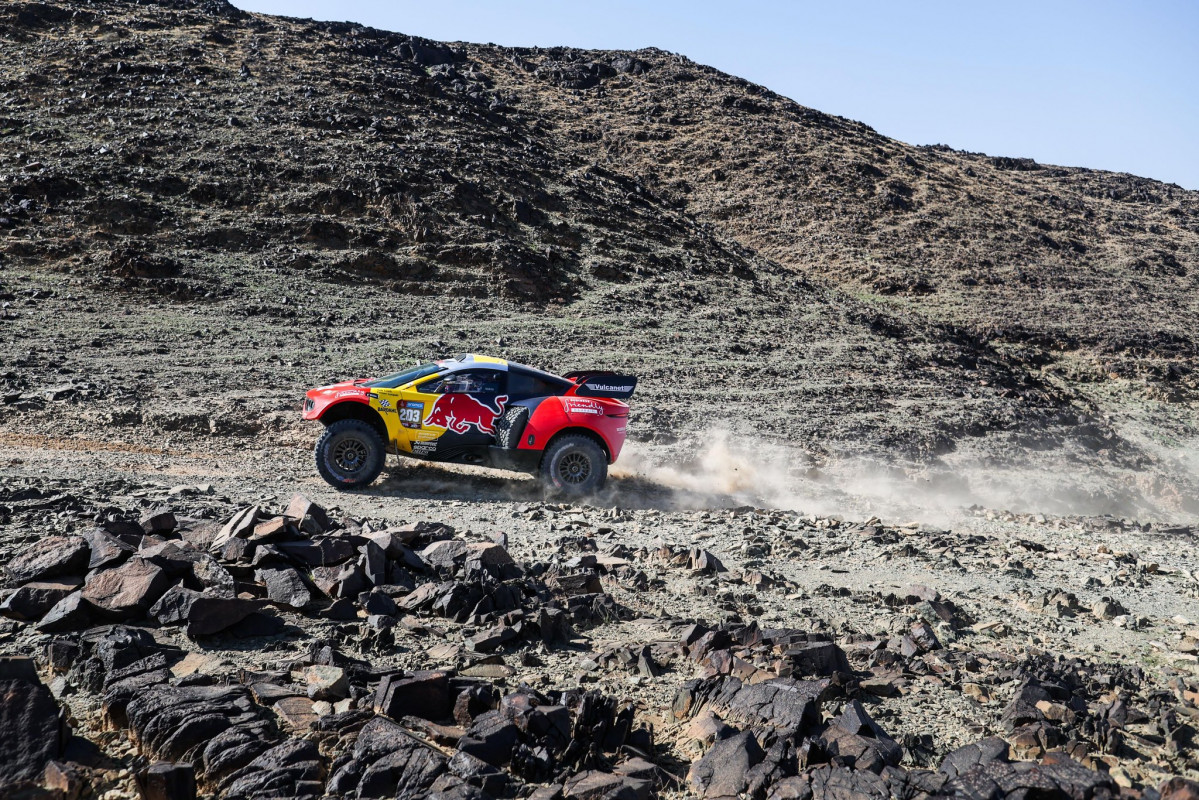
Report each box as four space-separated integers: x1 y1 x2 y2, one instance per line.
315 419 385 489
539 434 607 496
493 405 530 449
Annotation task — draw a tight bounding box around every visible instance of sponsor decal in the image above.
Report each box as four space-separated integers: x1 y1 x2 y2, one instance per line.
565 398 603 416
586 383 634 393
378 398 391 409
423 393 508 434
411 440 437 456
335 389 366 399
574 374 636 399
368 392 379 399
400 400 424 429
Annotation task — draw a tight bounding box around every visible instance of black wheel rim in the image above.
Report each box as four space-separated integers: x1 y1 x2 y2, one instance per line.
332 436 369 475
558 451 591 485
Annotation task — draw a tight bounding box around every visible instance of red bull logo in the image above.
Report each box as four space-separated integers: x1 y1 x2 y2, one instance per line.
423 393 508 434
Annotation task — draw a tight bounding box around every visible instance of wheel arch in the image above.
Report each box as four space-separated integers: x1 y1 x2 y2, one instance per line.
318 401 388 444
541 427 613 464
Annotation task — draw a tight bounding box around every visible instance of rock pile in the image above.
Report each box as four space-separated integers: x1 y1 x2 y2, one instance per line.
1 493 635 646
3 488 1199 798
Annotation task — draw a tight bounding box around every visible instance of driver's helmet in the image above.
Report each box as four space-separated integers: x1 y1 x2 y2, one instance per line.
444 374 483 394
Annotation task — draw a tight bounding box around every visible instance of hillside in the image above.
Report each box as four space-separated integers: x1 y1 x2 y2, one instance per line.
489 43 1199 369
5 3 1199 800
0 0 1196 520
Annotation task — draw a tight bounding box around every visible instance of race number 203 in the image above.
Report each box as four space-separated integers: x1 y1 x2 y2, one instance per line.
400 401 424 429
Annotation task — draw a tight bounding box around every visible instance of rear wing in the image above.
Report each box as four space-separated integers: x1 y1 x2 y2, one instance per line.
565 371 637 400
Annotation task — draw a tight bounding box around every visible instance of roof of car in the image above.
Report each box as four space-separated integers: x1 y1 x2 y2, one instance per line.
439 354 571 384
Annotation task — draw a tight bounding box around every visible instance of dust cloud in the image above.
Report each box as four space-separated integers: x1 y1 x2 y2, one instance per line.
374 427 1196 524
607 428 1199 525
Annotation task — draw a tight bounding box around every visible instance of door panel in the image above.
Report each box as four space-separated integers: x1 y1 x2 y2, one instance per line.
397 369 508 460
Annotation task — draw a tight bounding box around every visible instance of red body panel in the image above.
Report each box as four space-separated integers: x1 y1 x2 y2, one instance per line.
303 380 369 421
518 396 629 463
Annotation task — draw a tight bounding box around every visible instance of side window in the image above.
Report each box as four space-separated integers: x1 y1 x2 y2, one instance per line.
508 370 568 401
415 375 445 394
417 369 505 396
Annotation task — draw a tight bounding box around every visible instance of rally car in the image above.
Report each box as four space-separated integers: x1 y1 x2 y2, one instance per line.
302 355 636 495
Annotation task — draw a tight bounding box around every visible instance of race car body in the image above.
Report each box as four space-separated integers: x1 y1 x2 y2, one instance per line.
302 354 635 494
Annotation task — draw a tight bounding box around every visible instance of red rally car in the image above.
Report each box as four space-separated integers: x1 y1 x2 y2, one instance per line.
302 355 636 495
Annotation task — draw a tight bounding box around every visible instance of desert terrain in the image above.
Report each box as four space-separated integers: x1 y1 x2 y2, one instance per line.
1 1 1198 799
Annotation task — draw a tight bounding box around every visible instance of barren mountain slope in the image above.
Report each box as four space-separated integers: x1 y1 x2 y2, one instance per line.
0 0 1196 516
477 45 1199 395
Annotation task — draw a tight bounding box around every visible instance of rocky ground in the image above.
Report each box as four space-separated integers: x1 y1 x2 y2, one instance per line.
2 439 1199 799
3 1 1199 799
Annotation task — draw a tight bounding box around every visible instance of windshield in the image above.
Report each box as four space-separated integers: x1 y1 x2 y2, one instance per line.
362 363 442 389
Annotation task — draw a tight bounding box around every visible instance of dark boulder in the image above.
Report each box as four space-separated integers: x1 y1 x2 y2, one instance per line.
327 716 448 797
277 538 355 567
36 590 91 632
783 641 851 677
1161 777 1199 800
458 710 521 767
284 494 331 533
211 506 259 552
939 737 1010 780
688 548 727 574
126 684 274 776
188 597 268 637
674 676 829 740
374 670 452 722
220 738 324 799
256 565 314 609
82 558 172 619
5 535 89 584
149 585 203 626
687 730 765 799
1 577 82 620
768 764 891 800
140 509 178 535
940 754 1119 800
135 761 197 800
189 555 236 596
149 585 265 637
83 527 136 570
820 700 903 769
1000 679 1052 733
0 662 66 785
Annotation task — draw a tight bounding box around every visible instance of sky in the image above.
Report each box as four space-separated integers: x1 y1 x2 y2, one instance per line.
232 0 1199 190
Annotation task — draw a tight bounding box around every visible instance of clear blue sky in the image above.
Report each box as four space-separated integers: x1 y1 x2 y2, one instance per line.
233 0 1199 190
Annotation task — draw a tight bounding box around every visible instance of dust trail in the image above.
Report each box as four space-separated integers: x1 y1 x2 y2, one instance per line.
607 429 950 521
607 427 1199 524
371 427 1197 522
608 430 822 511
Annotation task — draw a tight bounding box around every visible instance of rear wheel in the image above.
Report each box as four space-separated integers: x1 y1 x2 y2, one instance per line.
539 434 606 496
315 419 385 489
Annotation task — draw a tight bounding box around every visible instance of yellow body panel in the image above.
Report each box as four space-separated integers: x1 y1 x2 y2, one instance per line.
367 355 510 456
369 385 442 454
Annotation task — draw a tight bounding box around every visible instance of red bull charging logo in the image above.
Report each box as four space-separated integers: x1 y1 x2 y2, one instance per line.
423 393 508 434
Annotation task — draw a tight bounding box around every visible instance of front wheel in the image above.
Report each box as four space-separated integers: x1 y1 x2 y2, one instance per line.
315 419 385 489
539 434 607 496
